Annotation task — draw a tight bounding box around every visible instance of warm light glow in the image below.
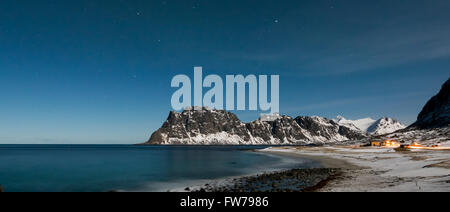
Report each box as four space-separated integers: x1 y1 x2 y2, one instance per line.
400 142 450 150
382 140 400 148
410 142 422 147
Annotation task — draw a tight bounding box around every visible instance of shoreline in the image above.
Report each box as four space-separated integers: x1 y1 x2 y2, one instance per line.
3 145 448 192
258 148 362 170
188 168 341 192
179 145 450 192
261 146 450 192
175 148 349 192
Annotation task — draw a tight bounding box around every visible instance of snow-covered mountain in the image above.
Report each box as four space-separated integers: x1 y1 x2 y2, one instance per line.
334 116 406 136
367 117 407 135
145 108 367 145
334 116 377 133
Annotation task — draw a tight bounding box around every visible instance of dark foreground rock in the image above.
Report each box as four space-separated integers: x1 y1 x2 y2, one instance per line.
0 185 3 192
191 168 341 192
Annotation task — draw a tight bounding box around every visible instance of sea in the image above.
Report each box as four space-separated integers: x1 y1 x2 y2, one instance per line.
0 145 320 192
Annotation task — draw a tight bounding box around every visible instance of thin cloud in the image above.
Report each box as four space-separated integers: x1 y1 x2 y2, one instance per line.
217 51 282 62
284 91 429 113
302 24 450 76
283 97 369 113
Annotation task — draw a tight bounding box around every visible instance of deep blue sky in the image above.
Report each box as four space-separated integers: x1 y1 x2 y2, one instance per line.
1 0 449 144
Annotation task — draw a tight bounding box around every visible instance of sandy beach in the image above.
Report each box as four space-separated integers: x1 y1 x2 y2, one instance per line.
260 146 450 192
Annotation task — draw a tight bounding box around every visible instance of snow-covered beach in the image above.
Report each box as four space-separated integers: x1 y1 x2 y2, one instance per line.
260 146 450 192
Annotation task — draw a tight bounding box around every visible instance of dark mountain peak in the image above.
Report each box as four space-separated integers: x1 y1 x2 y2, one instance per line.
147 108 250 145
411 78 450 129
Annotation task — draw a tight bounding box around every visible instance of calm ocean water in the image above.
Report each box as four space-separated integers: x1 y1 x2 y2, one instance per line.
0 145 319 192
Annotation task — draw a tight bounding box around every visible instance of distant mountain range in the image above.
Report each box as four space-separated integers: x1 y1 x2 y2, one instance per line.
144 111 405 145
144 78 449 145
145 109 367 145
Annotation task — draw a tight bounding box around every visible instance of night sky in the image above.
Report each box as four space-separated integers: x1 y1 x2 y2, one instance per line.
1 0 449 144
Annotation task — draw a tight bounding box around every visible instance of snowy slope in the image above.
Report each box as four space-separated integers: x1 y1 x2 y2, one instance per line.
367 117 407 136
334 116 406 135
380 127 450 146
334 116 376 132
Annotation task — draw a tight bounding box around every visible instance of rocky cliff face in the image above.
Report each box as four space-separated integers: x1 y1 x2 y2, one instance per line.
411 78 450 129
146 108 367 145
147 109 251 145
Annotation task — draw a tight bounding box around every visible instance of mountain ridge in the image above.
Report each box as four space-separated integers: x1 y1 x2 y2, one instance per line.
410 78 450 129
145 109 371 145
333 116 406 136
